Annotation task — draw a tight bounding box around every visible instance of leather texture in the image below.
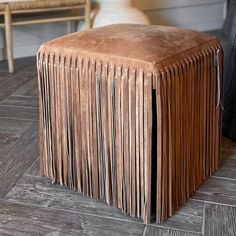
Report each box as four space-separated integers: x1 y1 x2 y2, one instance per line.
37 24 223 224
0 0 86 11
39 24 217 71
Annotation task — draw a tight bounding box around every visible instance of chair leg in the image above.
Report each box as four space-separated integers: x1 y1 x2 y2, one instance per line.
4 4 14 73
85 0 91 29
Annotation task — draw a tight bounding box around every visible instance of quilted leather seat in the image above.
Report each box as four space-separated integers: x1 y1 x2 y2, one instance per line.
0 0 86 11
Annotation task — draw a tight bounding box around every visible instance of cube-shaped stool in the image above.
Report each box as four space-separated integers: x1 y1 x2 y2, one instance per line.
37 24 223 224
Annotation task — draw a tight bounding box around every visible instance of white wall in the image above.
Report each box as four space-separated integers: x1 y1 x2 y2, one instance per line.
133 0 227 31
0 22 69 60
0 0 227 60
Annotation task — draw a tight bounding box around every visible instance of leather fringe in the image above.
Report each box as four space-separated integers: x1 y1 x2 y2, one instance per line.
37 41 223 224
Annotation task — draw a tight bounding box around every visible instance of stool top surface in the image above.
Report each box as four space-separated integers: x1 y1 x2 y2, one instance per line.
39 24 218 71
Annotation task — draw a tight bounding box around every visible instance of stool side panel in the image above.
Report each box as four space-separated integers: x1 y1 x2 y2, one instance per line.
37 52 155 224
154 41 223 223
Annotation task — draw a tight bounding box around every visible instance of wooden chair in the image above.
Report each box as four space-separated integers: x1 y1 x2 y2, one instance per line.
0 0 91 73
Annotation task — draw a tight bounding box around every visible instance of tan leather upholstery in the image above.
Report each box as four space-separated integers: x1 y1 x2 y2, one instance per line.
38 24 223 225
0 0 86 11
40 24 217 71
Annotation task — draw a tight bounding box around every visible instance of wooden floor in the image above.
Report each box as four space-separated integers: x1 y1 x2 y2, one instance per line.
0 57 236 236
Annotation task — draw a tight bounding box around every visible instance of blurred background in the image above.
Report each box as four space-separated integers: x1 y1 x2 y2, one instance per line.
0 0 228 60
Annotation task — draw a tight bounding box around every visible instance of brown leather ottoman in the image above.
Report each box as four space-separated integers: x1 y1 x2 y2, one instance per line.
37 24 223 224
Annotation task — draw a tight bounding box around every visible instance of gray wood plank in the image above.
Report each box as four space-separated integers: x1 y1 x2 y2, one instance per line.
25 159 39 176
0 79 8 87
5 175 142 223
14 79 38 97
0 118 33 134
0 105 39 121
0 200 144 236
0 71 15 80
0 74 31 102
204 203 236 236
144 226 201 236
0 123 39 198
151 201 203 233
1 96 39 108
192 177 236 206
0 57 37 74
214 158 236 180
20 160 203 233
175 200 203 217
0 132 18 146
0 132 19 153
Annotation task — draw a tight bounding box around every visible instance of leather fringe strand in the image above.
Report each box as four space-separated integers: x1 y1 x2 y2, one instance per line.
37 41 223 224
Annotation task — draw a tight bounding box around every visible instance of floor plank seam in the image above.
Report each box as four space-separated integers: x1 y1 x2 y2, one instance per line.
202 203 206 235
142 225 148 236
211 175 236 181
11 95 38 98
2 160 41 200
0 117 34 122
0 83 32 102
191 199 236 208
0 80 9 90
0 105 38 109
149 223 202 234
172 211 202 219
23 161 40 177
0 161 38 199
0 117 38 121
24 174 54 180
